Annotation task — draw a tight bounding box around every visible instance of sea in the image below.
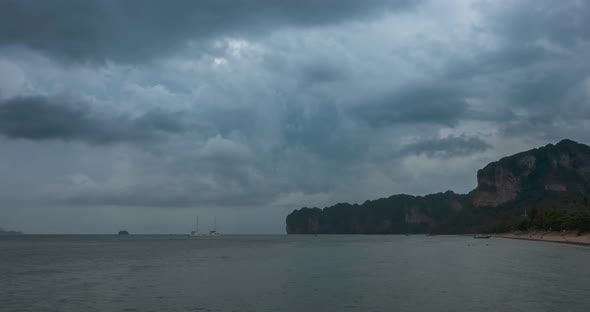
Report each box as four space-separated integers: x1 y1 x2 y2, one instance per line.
1 235 589 312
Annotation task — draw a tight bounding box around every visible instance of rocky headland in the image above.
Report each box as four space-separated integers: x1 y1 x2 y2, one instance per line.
286 139 590 234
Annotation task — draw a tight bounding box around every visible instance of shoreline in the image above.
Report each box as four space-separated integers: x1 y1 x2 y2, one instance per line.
492 232 590 246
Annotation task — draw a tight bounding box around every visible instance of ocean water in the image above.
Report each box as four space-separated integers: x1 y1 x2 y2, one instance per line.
1 235 589 312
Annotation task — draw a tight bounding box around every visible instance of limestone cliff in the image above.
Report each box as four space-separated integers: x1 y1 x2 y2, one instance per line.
286 192 469 234
471 139 590 208
286 139 590 234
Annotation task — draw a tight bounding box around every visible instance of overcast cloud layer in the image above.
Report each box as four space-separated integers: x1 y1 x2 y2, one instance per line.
1 0 590 233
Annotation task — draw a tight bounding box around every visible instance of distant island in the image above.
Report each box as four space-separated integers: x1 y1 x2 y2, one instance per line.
0 228 24 235
286 139 590 235
118 230 130 235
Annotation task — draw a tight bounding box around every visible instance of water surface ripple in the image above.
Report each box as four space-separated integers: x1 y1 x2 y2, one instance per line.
1 235 589 311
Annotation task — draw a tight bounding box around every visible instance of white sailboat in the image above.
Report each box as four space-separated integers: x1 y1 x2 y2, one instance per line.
189 217 201 237
208 217 220 236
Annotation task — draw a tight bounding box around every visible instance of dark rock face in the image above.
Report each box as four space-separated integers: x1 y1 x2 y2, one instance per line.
286 139 590 234
286 192 468 234
472 139 590 208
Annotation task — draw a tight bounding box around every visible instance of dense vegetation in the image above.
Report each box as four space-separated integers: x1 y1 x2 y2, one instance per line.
516 208 590 233
436 193 590 234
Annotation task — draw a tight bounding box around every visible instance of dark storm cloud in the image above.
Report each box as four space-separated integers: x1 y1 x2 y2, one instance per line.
483 1 590 48
284 104 344 156
445 1 590 80
0 0 417 63
3 0 590 234
355 85 469 127
399 135 491 158
503 71 579 118
444 44 552 80
0 96 185 144
299 62 347 84
439 0 590 131
61 185 276 208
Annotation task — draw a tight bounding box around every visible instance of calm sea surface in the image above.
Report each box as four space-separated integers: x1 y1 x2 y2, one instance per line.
1 235 589 312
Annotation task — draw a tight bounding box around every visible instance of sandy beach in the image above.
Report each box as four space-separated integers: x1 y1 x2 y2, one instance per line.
493 232 590 246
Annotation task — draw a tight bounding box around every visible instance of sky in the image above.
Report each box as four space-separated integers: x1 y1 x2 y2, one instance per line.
1 0 590 234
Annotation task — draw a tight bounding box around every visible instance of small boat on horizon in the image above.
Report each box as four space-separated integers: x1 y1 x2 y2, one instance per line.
208 217 221 236
189 217 201 237
473 234 491 239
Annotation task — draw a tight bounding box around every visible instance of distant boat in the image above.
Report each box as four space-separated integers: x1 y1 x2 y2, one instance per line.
190 217 201 237
0 228 23 235
208 217 220 236
118 230 129 235
473 234 491 239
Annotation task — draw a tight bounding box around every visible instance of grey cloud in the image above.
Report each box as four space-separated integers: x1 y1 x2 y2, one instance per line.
2 0 590 234
503 72 578 117
482 1 590 49
60 183 276 208
399 136 491 158
354 85 469 127
0 96 185 144
445 44 552 80
299 62 347 85
438 0 590 131
0 0 417 63
282 102 366 164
